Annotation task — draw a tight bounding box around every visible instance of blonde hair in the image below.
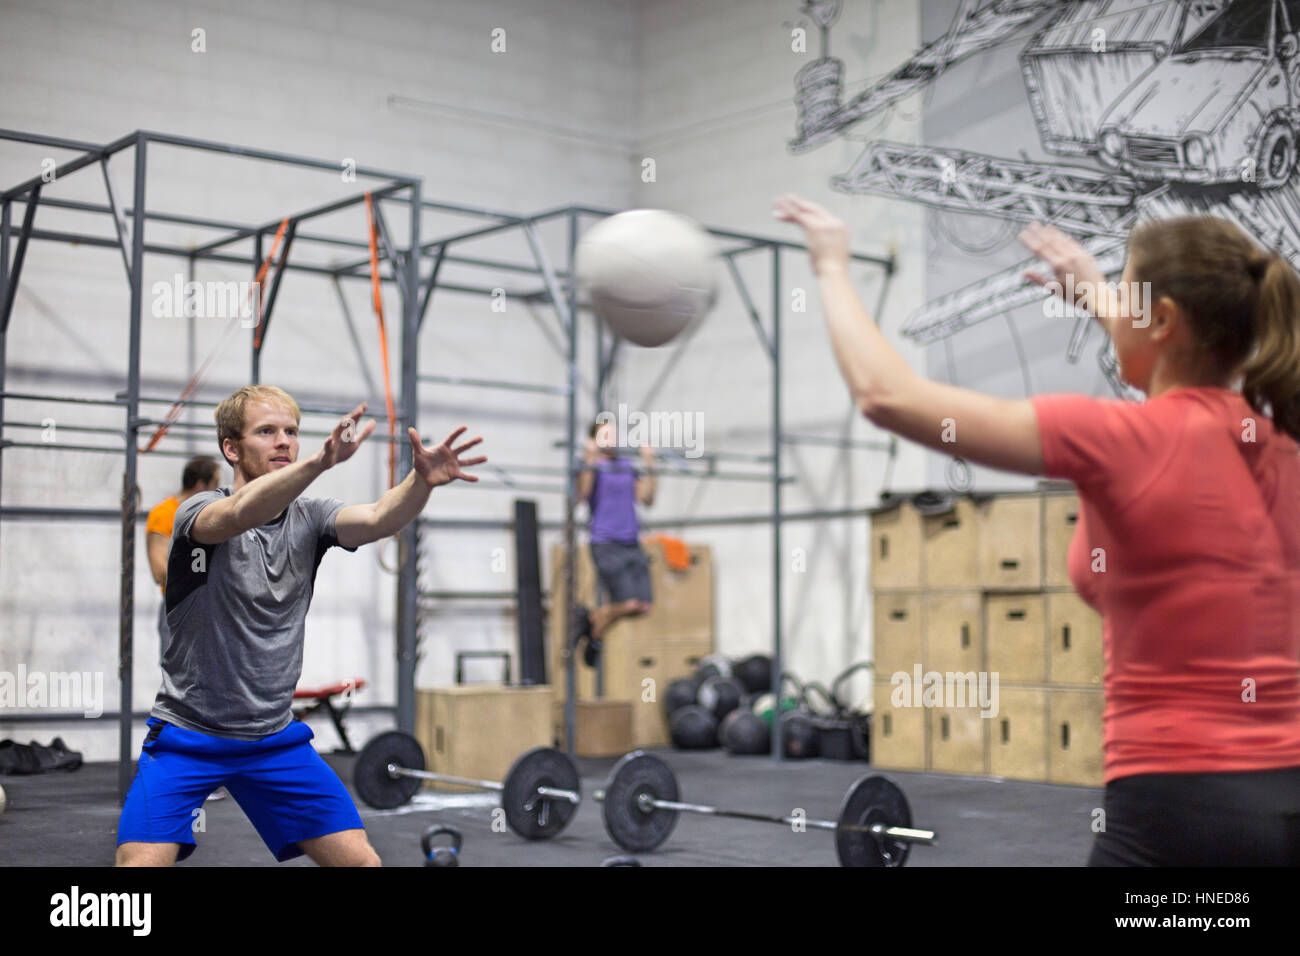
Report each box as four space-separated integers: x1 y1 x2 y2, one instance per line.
213 385 301 465
1127 217 1300 441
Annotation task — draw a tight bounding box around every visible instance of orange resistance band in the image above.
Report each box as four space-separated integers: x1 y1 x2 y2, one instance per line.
364 192 398 488
251 217 291 351
142 218 290 453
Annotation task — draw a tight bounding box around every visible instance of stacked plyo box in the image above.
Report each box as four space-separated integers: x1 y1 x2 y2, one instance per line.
549 538 714 750
414 685 554 790
869 488 1104 786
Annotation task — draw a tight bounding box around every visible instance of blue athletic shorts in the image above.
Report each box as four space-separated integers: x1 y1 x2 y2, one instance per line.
117 717 364 862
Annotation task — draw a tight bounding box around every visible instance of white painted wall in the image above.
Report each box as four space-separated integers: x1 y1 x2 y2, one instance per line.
0 0 640 756
614 0 925 694
0 0 925 755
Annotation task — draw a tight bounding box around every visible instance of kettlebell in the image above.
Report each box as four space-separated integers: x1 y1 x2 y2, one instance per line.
421 825 462 867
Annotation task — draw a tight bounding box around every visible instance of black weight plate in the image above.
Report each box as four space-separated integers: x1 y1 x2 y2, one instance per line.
353 731 425 809
601 751 679 852
501 747 581 840
836 775 912 867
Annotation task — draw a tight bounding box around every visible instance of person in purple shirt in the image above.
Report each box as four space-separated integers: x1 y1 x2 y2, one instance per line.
573 416 656 664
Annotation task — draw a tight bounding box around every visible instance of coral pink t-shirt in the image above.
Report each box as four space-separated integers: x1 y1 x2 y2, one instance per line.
1032 386 1300 783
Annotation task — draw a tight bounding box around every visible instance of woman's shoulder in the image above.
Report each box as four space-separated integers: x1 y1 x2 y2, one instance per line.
594 457 637 473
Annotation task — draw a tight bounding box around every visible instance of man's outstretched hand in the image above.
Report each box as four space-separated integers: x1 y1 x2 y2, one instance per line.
318 402 377 470
411 426 486 488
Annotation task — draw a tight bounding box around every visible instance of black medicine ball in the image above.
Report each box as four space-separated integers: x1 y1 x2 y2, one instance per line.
670 704 719 750
721 709 770 755
697 675 744 720
732 654 772 695
663 676 701 718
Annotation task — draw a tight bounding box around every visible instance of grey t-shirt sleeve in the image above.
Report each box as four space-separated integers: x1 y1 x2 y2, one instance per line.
173 489 228 544
311 496 357 553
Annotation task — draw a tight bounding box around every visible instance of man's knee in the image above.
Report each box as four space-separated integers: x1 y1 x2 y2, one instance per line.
300 829 382 867
350 838 382 867
343 841 381 867
338 843 381 867
115 842 179 867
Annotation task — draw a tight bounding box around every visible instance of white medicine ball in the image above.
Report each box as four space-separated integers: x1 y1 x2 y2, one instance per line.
576 209 718 347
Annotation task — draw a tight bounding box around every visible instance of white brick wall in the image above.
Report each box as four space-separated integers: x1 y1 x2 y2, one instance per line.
0 0 922 755
624 0 925 683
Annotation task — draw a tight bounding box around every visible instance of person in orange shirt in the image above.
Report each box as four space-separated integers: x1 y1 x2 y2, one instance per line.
146 457 221 655
776 194 1300 866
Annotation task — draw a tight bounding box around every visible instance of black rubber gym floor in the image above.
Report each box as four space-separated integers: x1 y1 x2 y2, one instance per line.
0 750 1102 867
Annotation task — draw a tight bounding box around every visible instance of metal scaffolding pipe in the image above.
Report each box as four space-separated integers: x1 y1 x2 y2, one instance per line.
1 505 131 521
770 244 784 764
127 393 390 418
562 210 579 756
781 432 896 453
0 126 900 792
559 204 892 266
0 131 136 203
118 133 146 797
395 180 422 735
1 184 40 329
419 198 526 221
0 505 874 529
1 391 127 407
191 182 409 256
1 440 125 454
141 129 419 183
419 374 568 396
0 127 110 152
3 420 125 437
13 194 377 252
24 225 541 297
643 506 874 530
0 201 8 577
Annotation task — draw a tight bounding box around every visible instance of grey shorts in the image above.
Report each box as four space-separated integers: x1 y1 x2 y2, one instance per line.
590 540 653 605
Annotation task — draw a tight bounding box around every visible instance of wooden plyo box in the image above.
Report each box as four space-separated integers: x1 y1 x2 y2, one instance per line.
548 541 714 747
415 686 553 790
645 539 714 634
869 502 922 590
870 679 927 771
551 699 633 757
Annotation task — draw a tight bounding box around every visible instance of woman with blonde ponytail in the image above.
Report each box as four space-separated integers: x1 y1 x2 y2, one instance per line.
777 193 1300 867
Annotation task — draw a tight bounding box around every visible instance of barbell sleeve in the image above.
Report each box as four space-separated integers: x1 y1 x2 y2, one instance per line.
631 792 936 846
388 764 506 792
536 785 582 804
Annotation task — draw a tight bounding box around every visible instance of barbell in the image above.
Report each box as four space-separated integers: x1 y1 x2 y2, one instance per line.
592 751 936 866
353 730 581 840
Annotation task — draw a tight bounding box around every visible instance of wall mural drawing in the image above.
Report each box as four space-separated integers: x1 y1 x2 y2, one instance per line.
790 0 1300 401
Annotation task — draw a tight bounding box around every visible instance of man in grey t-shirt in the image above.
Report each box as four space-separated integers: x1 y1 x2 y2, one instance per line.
115 385 485 867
